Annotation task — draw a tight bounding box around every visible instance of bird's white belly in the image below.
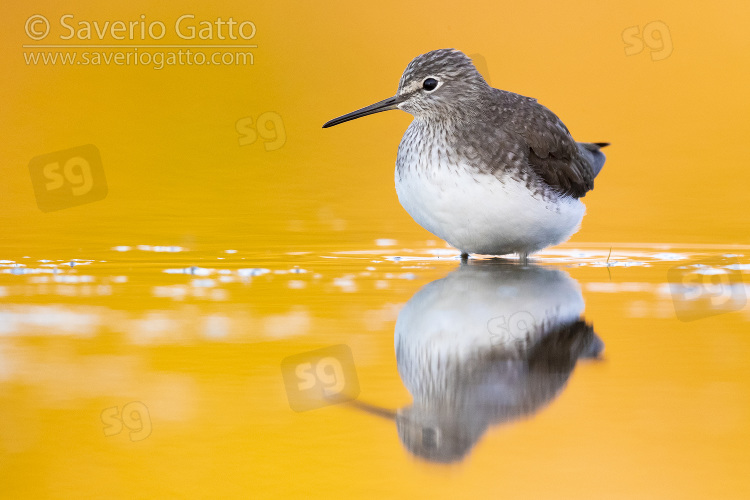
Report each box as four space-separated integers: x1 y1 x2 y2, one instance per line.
395 161 586 255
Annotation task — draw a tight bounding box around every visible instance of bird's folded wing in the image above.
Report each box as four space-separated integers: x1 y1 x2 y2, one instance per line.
508 101 595 198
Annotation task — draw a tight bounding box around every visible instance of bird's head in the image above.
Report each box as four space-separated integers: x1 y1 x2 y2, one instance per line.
323 49 490 128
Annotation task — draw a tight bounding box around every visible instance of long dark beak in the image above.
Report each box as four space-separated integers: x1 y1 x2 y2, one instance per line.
322 94 405 128
346 399 398 420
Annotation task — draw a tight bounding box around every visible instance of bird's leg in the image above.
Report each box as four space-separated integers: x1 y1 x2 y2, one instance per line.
519 252 529 265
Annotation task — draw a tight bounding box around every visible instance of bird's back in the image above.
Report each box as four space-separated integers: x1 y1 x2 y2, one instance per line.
484 89 608 199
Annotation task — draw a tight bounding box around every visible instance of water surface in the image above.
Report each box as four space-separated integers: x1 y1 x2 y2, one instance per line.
1 242 748 498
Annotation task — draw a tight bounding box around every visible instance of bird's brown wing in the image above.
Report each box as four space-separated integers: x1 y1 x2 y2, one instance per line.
502 95 595 198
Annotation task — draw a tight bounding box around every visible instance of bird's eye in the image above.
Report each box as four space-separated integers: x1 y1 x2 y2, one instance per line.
422 78 439 91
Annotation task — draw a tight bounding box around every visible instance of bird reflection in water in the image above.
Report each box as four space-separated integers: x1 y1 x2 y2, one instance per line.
353 260 603 463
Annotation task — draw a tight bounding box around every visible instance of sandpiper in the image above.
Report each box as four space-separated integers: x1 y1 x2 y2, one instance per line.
323 48 609 259
349 261 603 463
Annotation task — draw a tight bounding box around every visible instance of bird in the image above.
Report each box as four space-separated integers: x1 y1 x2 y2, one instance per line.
323 49 608 260
348 261 604 463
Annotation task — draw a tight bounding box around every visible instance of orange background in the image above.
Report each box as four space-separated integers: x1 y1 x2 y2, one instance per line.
2 1 750 257
1 2 749 499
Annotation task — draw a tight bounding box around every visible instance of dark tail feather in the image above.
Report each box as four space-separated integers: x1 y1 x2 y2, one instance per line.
577 142 609 178
580 142 610 151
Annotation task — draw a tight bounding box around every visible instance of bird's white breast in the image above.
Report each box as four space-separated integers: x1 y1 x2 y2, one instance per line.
395 124 586 255
394 265 585 399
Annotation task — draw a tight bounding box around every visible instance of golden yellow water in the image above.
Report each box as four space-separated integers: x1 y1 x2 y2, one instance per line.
2 1 750 498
